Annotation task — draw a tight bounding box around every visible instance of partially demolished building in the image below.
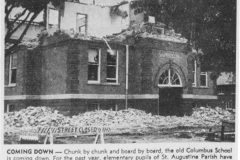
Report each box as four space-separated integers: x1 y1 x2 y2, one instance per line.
5 0 218 115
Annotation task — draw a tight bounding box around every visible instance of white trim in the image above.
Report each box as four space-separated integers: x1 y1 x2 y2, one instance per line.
5 94 217 100
127 94 158 99
182 94 217 99
5 84 17 87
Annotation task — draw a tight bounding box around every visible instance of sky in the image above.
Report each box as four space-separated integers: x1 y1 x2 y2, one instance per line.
9 7 44 23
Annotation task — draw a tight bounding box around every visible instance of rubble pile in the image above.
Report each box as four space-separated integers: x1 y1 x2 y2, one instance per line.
4 106 235 134
192 107 235 123
4 107 70 132
107 22 188 43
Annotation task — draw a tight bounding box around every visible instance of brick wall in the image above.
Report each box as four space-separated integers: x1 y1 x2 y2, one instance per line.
5 47 27 95
4 36 218 115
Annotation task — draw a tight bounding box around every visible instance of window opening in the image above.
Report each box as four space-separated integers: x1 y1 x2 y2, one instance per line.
9 54 17 85
77 13 87 34
158 69 182 87
200 72 208 87
88 49 100 83
48 9 59 29
106 49 118 83
192 60 197 87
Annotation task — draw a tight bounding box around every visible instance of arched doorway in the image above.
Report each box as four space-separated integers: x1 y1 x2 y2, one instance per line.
158 69 183 116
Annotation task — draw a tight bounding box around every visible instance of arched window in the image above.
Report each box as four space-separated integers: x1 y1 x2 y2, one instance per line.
158 69 182 87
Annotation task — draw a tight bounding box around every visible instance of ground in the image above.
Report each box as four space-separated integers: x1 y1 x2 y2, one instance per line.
4 126 234 144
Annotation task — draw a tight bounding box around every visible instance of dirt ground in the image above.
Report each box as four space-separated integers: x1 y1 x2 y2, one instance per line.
5 126 234 144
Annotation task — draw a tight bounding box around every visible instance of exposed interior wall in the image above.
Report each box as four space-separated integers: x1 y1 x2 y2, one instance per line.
48 2 130 37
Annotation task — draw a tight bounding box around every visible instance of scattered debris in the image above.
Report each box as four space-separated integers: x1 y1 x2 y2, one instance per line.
8 20 188 52
4 106 235 136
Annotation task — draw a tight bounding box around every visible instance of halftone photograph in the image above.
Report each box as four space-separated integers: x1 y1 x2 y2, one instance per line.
4 0 236 144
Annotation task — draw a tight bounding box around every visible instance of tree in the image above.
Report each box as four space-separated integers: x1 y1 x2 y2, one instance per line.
5 0 64 56
131 0 236 75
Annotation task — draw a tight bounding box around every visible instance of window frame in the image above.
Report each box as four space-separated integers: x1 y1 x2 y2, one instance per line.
87 48 101 84
106 49 118 84
8 54 17 86
200 72 208 87
158 69 182 87
5 104 15 113
76 13 87 34
225 101 233 110
192 60 197 87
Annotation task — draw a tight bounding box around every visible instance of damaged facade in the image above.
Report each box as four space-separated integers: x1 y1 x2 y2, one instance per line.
5 0 218 116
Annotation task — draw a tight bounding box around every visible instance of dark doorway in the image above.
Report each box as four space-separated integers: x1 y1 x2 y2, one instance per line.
159 87 183 116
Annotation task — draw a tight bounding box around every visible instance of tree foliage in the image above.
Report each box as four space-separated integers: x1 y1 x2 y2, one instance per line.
5 0 64 56
131 0 236 75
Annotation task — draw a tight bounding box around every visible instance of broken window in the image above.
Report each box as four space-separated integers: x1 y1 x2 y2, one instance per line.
106 49 118 83
88 49 100 83
9 54 17 85
76 13 87 34
159 69 182 86
48 8 59 29
200 72 208 87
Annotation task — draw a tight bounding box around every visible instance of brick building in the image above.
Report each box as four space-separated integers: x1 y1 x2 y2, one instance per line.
4 0 218 116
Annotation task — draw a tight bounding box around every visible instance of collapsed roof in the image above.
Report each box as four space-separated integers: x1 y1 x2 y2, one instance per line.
6 21 188 51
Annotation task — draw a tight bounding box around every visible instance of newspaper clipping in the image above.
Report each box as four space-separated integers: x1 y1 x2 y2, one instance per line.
2 0 238 160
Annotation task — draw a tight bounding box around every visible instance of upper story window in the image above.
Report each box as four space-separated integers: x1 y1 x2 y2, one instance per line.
192 60 197 87
76 13 87 34
200 72 208 87
106 50 118 83
9 54 17 86
48 8 59 29
158 69 182 87
88 49 100 83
